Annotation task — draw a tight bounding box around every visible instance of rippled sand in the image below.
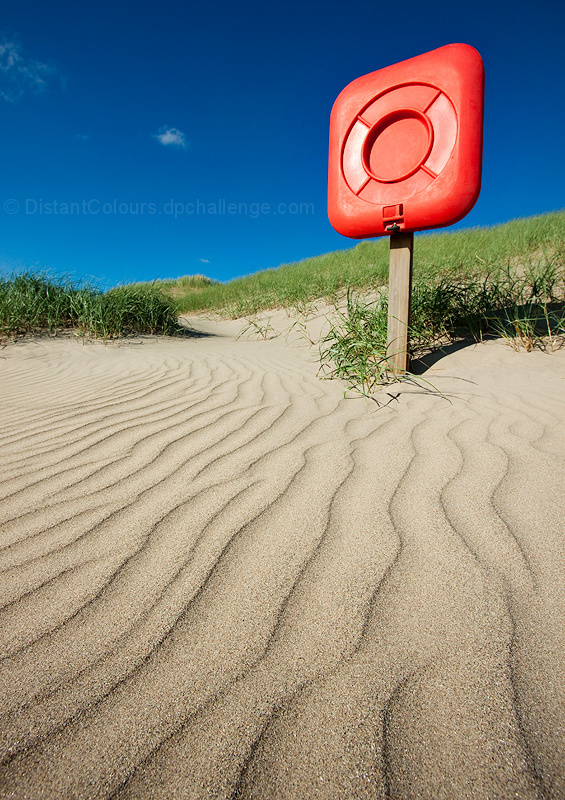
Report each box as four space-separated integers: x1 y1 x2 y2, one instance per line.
1 317 564 799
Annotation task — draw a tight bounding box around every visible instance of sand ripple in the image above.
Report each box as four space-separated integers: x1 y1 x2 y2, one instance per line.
1 329 564 799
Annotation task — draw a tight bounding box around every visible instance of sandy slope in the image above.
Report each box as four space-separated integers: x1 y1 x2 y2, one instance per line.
0 314 564 800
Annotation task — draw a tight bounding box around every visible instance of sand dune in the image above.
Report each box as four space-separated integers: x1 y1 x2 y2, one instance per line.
0 315 564 799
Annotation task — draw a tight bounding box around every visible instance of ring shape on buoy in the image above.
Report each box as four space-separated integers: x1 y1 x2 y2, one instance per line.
361 108 434 183
341 83 458 206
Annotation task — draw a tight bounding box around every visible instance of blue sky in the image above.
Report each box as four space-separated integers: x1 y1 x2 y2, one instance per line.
1 0 564 288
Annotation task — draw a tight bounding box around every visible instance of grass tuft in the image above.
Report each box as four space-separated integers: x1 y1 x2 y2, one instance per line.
319 291 391 395
319 260 565 396
0 272 183 340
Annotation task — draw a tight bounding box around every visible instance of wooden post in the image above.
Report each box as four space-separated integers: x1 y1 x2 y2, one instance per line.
387 232 414 374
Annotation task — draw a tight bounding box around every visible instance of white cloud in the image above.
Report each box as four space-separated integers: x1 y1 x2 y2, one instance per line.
0 38 57 101
154 126 188 148
199 258 209 263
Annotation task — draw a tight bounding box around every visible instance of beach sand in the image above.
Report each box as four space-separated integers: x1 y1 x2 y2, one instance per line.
1 311 564 799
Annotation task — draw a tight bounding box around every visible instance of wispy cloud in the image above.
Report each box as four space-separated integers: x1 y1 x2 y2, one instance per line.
153 126 188 148
199 258 209 263
0 37 58 101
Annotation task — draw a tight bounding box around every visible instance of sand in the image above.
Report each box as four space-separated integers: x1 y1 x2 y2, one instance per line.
0 310 564 799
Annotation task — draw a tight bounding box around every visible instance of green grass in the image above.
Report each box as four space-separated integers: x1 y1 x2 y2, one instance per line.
319 261 565 396
2 211 564 391
0 273 183 340
168 210 565 318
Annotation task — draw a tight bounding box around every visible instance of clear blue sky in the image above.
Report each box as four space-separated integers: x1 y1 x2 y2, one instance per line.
1 0 564 288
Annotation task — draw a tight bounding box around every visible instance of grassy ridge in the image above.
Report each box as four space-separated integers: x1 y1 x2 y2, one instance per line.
2 211 564 359
0 273 181 339
167 211 565 317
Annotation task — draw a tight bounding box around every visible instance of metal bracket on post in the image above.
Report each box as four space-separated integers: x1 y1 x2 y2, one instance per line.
387 231 414 375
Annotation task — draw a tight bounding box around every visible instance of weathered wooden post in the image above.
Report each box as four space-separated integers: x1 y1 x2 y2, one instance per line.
387 231 414 373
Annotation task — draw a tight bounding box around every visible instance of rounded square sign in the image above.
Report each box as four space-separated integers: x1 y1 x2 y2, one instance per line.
328 43 484 238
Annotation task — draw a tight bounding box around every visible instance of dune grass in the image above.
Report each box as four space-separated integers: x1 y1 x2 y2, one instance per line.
169 210 565 318
2 212 564 391
0 273 182 339
155 209 564 395
319 260 565 396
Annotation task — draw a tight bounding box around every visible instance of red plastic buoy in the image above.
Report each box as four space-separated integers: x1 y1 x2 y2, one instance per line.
328 43 484 238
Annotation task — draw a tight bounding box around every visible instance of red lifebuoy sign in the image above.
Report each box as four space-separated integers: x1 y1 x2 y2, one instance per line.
328 43 484 238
